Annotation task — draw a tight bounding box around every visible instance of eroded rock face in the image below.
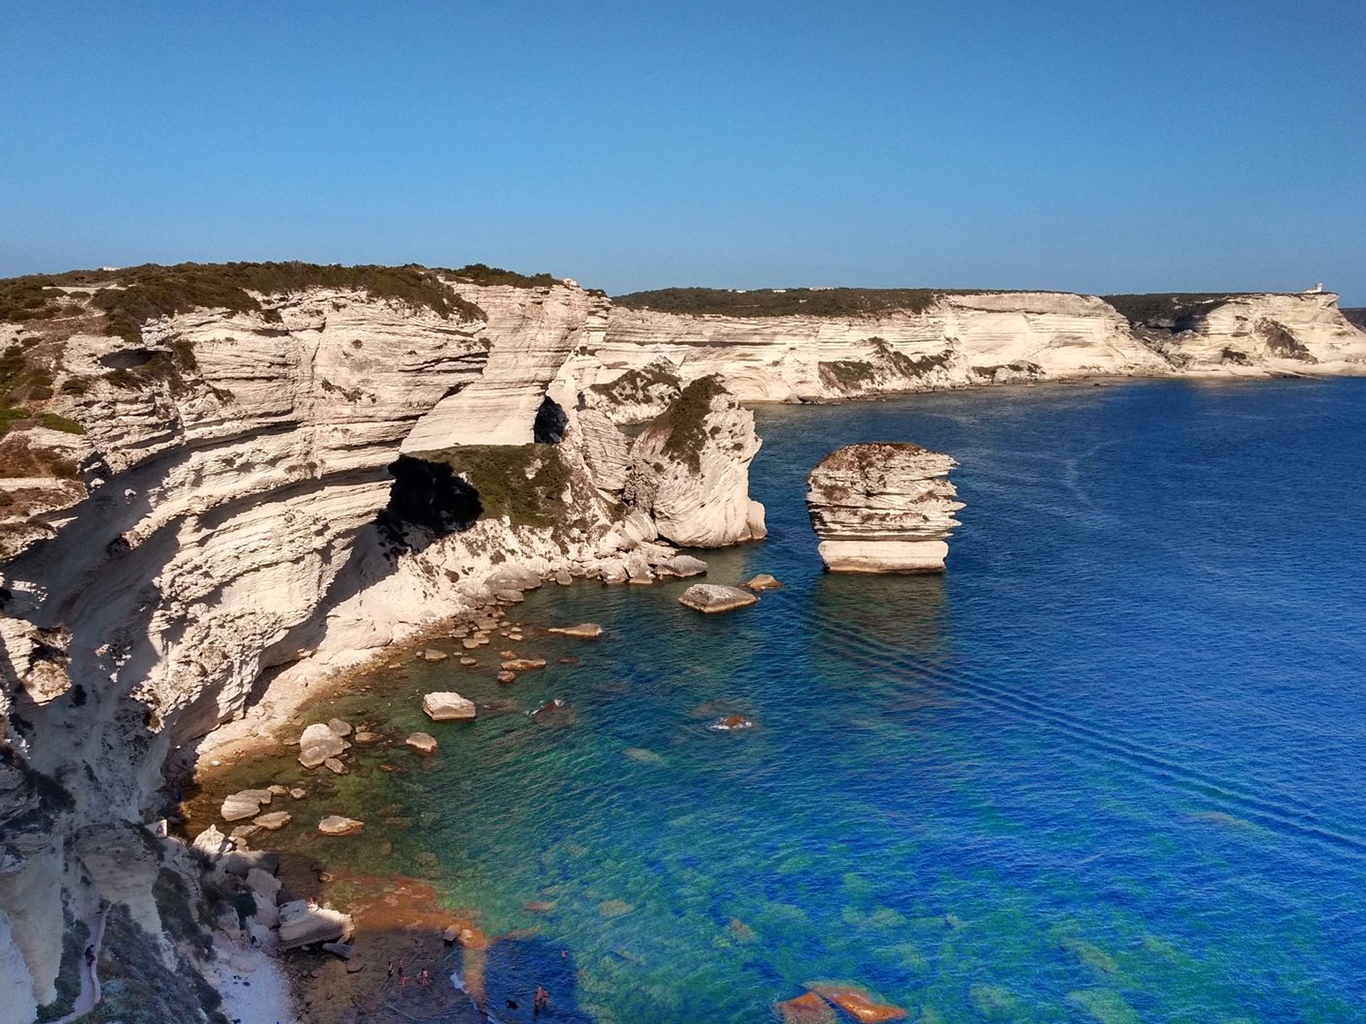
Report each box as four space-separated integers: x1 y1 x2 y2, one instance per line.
624 377 767 547
806 443 963 573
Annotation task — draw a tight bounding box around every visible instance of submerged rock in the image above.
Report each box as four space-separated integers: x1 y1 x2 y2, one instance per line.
710 714 754 731
299 723 349 769
253 811 292 831
405 732 438 755
806 443 963 573
422 648 449 662
547 622 603 639
807 983 907 1023
678 583 759 614
221 789 273 822
776 991 838 1024
423 691 477 721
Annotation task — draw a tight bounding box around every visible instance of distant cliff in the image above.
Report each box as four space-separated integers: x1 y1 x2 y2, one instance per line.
588 286 1366 417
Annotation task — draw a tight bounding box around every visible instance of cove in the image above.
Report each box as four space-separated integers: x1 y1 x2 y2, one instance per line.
192 378 1366 1023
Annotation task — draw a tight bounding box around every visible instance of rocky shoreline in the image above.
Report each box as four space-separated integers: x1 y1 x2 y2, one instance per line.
4 263 1366 1023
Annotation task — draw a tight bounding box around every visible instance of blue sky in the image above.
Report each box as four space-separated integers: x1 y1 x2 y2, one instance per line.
2 1 1363 301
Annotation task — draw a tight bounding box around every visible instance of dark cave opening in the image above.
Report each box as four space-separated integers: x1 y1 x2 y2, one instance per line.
533 395 568 444
376 455 481 550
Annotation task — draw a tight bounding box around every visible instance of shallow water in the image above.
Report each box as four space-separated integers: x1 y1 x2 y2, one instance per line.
218 379 1366 1023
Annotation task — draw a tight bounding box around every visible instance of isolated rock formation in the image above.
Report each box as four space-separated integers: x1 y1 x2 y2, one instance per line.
623 376 767 546
806 443 964 573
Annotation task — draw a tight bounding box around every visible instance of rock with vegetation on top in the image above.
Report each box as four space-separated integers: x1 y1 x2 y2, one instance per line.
806 443 963 573
623 376 767 547
423 691 477 721
678 584 759 614
298 722 350 768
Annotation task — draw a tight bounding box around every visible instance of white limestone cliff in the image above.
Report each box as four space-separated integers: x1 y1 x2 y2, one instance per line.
622 376 767 547
575 290 1366 413
2 266 1365 1021
806 442 964 573
0 271 737 1022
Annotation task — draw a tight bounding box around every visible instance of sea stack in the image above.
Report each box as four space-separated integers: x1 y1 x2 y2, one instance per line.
806 443 963 573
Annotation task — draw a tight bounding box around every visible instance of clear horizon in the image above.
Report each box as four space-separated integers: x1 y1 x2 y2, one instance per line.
3 1 1363 304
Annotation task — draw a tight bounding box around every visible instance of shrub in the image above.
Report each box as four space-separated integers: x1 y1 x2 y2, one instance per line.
649 374 728 472
38 412 85 434
446 262 558 288
433 444 576 527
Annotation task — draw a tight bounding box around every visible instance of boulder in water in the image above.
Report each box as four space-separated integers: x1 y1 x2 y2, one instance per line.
744 573 783 591
298 723 349 768
221 789 272 822
405 732 438 755
678 584 758 614
806 443 963 573
278 899 354 949
423 691 476 721
317 815 364 836
547 622 603 639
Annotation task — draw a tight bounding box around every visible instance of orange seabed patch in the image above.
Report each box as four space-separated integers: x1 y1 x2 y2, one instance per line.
806 982 907 1023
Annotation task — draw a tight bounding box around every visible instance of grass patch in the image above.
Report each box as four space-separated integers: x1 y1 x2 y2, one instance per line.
588 362 681 405
819 359 877 390
37 412 85 434
0 262 488 341
434 444 577 528
613 287 1032 317
649 374 728 472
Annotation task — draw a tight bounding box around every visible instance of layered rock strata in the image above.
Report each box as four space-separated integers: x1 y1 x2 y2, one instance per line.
0 268 756 1022
577 289 1366 418
622 376 767 546
806 443 964 573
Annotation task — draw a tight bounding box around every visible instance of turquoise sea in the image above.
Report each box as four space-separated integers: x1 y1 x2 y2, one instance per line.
272 379 1366 1023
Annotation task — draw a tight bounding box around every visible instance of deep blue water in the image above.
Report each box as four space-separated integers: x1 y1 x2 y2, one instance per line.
285 379 1366 1023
